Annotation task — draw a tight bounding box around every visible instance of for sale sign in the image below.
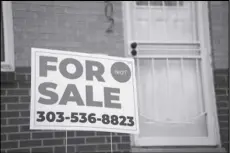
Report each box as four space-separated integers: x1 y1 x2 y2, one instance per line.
30 48 139 134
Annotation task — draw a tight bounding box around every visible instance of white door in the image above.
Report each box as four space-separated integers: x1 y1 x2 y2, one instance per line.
123 1 220 146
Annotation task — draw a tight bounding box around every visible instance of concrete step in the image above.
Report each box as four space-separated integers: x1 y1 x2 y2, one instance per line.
132 147 227 153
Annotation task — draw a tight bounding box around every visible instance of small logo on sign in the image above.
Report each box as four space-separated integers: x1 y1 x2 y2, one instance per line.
111 62 131 83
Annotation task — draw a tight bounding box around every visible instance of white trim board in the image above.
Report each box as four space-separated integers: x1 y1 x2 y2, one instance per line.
1 1 15 72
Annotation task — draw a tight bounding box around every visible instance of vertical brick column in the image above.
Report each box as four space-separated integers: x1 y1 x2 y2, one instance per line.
214 69 229 152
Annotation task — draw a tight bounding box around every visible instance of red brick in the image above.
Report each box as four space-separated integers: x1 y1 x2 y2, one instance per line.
106 136 121 143
215 89 227 95
54 146 75 153
218 109 229 115
217 101 229 108
32 132 53 139
18 82 30 88
1 97 19 103
20 111 30 117
31 147 53 153
216 95 228 101
1 141 18 149
43 139 64 146
86 137 105 144
77 145 97 152
1 134 6 141
7 149 30 153
54 131 75 138
1 73 7 81
7 73 16 81
19 96 31 103
20 125 30 132
15 67 31 73
1 126 19 133
20 140 42 147
67 138 85 144
1 111 19 118
218 115 229 121
1 90 6 96
15 74 27 81
121 136 130 142
1 119 6 125
1 104 6 111
8 118 29 125
96 144 116 151
1 82 18 89
7 104 29 110
117 143 131 150
7 89 29 96
8 133 30 140
214 76 227 88
219 121 229 128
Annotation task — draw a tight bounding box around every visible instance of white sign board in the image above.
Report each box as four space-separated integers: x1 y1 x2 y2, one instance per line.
30 48 139 134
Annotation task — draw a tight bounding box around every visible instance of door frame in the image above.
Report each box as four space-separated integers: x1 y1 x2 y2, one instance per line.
122 1 221 147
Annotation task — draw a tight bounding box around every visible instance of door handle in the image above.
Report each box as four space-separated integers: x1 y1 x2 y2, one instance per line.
131 42 137 56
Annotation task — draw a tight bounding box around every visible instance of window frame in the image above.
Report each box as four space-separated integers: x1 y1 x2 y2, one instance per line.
122 1 221 147
1 1 15 72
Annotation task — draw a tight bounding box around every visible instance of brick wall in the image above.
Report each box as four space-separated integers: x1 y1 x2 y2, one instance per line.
214 69 229 152
1 68 131 153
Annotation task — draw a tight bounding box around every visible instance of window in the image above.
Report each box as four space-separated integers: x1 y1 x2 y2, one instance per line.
123 1 220 147
1 1 15 72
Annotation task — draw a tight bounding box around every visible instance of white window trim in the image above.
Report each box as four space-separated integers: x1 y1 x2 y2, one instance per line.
1 1 15 72
122 1 221 147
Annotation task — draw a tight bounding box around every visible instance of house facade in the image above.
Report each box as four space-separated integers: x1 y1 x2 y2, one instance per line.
1 1 229 153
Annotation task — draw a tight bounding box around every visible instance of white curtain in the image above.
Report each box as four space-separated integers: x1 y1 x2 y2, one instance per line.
136 58 207 137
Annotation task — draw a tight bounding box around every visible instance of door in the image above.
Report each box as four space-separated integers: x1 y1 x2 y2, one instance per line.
123 1 220 146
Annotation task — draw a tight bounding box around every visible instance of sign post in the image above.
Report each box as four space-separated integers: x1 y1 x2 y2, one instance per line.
30 48 139 152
